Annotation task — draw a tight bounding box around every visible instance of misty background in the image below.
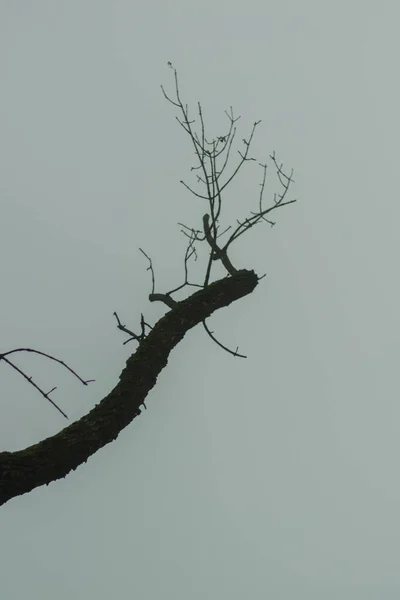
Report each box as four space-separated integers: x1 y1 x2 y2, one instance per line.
1 1 400 598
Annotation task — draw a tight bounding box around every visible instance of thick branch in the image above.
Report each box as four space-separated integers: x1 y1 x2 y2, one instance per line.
0 269 258 506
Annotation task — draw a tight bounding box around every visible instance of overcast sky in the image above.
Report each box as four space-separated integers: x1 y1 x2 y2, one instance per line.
1 1 400 598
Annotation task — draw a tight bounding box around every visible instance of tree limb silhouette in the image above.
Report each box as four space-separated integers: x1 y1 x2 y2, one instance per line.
0 63 297 506
0 270 258 506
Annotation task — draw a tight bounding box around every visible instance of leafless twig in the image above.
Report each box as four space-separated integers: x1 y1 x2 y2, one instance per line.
144 63 298 358
0 348 95 419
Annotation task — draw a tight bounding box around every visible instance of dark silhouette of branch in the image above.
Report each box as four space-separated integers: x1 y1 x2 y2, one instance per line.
0 64 297 506
202 320 247 359
161 64 296 292
0 269 258 506
0 348 94 419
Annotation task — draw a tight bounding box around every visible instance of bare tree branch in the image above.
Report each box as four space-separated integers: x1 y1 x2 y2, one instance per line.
161 66 296 297
202 320 247 359
0 269 259 506
0 348 94 419
0 63 297 506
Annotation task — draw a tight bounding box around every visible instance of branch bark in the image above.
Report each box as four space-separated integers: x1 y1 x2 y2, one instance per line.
0 269 258 506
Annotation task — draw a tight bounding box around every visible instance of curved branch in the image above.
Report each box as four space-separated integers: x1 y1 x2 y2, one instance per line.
203 214 237 276
0 269 258 506
0 349 94 419
202 320 247 358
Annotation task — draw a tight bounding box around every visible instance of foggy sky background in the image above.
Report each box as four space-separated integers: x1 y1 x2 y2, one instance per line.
1 1 400 598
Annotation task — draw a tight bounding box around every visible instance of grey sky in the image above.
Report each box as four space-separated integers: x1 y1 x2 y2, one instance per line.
1 1 400 598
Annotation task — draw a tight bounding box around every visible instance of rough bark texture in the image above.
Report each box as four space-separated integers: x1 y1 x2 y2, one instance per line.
0 269 258 506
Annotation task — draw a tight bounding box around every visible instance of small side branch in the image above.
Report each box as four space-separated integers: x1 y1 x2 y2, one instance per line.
202 320 247 359
203 214 237 277
0 348 95 419
162 65 296 290
140 230 203 311
221 154 296 254
113 311 153 345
